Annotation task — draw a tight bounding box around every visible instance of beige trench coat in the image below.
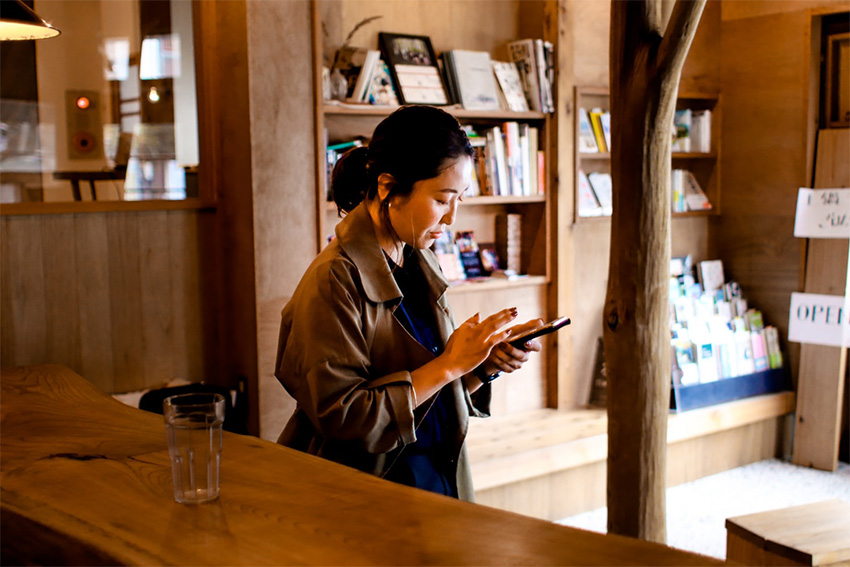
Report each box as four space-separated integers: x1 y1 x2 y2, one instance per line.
275 203 491 501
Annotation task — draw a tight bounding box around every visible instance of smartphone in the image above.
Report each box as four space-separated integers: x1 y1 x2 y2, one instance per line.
508 316 571 350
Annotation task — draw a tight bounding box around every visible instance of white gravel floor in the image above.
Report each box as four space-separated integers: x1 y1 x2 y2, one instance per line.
557 458 850 560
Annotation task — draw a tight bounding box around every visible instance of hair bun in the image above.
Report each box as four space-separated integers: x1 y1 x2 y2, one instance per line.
330 145 370 214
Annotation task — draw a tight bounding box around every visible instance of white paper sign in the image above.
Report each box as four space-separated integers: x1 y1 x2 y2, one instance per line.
794 188 850 239
788 292 850 347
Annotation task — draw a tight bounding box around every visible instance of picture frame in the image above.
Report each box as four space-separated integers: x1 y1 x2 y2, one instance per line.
378 32 449 106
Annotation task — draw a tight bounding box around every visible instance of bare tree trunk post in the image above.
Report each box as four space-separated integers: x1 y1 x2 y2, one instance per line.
604 0 706 543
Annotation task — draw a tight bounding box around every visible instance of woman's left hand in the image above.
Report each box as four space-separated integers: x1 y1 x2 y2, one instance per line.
479 318 544 376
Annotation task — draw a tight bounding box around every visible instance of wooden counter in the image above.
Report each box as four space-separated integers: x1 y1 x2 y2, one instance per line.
0 365 721 566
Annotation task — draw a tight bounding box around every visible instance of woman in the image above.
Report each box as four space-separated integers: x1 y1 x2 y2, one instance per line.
275 105 542 501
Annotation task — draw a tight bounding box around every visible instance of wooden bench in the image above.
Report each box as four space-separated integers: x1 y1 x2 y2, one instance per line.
726 499 850 566
467 392 797 520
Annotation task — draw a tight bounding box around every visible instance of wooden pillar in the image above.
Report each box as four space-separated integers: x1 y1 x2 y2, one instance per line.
604 0 705 543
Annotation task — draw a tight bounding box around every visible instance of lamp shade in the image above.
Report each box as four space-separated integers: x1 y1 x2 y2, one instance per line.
0 0 60 40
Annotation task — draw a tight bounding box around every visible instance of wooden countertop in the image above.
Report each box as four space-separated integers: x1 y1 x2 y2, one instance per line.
1 365 721 566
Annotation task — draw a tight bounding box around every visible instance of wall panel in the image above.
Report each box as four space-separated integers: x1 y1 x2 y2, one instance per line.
1 211 209 395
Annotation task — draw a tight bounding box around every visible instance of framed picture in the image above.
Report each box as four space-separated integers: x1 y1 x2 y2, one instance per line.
378 32 449 106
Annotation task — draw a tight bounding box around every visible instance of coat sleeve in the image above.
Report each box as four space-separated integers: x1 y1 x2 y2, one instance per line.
275 257 416 455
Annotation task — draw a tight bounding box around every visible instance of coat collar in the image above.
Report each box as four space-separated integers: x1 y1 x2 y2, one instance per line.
335 203 449 304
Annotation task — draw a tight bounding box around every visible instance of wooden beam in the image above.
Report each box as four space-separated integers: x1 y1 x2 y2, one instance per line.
793 128 849 471
605 0 705 543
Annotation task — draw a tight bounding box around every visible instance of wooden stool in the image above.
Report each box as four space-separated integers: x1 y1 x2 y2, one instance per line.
726 499 850 566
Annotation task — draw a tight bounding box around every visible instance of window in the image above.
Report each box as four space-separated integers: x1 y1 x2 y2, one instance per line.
0 0 199 204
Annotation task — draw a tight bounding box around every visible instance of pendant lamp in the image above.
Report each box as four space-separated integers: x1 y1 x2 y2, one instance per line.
0 0 60 41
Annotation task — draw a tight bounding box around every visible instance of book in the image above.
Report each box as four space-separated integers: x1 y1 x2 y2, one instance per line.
764 326 784 369
599 111 612 152
588 108 608 152
734 324 756 376
445 50 501 111
534 39 554 113
456 231 485 278
348 49 381 103
577 170 603 217
587 172 613 215
674 338 699 385
695 337 719 383
366 61 400 106
503 121 523 196
690 110 712 152
506 39 542 112
671 169 685 212
439 52 460 105
528 126 539 195
519 123 531 196
577 108 599 153
434 231 466 282
671 109 692 152
683 171 711 211
469 136 491 196
750 330 770 372
537 149 545 194
486 126 509 196
698 259 724 292
478 242 500 273
492 61 529 112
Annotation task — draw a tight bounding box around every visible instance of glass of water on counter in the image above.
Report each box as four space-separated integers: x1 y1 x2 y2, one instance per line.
163 393 225 504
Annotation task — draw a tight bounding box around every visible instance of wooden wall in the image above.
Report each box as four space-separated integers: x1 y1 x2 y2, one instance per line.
714 0 847 386
0 210 215 394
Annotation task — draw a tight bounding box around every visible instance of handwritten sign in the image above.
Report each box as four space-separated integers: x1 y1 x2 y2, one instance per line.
788 292 850 347
794 188 850 239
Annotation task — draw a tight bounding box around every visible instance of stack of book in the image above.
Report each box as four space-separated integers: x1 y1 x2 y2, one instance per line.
669 257 784 387
577 107 611 153
506 39 554 113
671 169 712 212
671 109 712 153
576 170 612 217
433 230 504 283
465 122 544 198
495 213 522 274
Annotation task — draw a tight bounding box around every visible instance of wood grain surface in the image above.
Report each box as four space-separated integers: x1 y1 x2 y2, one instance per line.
1 365 721 566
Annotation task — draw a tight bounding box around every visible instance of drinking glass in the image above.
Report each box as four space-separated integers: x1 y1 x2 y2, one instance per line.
163 393 225 504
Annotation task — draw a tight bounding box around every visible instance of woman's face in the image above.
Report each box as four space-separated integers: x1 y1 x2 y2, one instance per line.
388 156 472 249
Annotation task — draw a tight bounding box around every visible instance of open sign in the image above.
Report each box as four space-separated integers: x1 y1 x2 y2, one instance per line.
788 292 850 347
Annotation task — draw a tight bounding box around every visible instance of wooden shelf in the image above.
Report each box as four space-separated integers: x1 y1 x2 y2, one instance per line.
577 152 716 161
462 194 546 205
324 103 546 121
0 198 217 217
314 1 559 418
574 86 722 222
446 275 548 294
323 195 545 210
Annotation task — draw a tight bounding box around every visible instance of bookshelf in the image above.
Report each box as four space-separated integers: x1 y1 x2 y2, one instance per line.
574 86 722 223
311 1 559 417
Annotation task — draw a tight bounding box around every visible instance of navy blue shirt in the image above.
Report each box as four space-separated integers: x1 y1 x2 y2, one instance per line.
383 250 458 498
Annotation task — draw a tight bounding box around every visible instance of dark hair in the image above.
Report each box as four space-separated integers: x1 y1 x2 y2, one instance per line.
330 105 474 215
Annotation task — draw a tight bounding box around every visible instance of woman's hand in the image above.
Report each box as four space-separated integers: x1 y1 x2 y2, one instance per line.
440 308 518 377
479 318 544 377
